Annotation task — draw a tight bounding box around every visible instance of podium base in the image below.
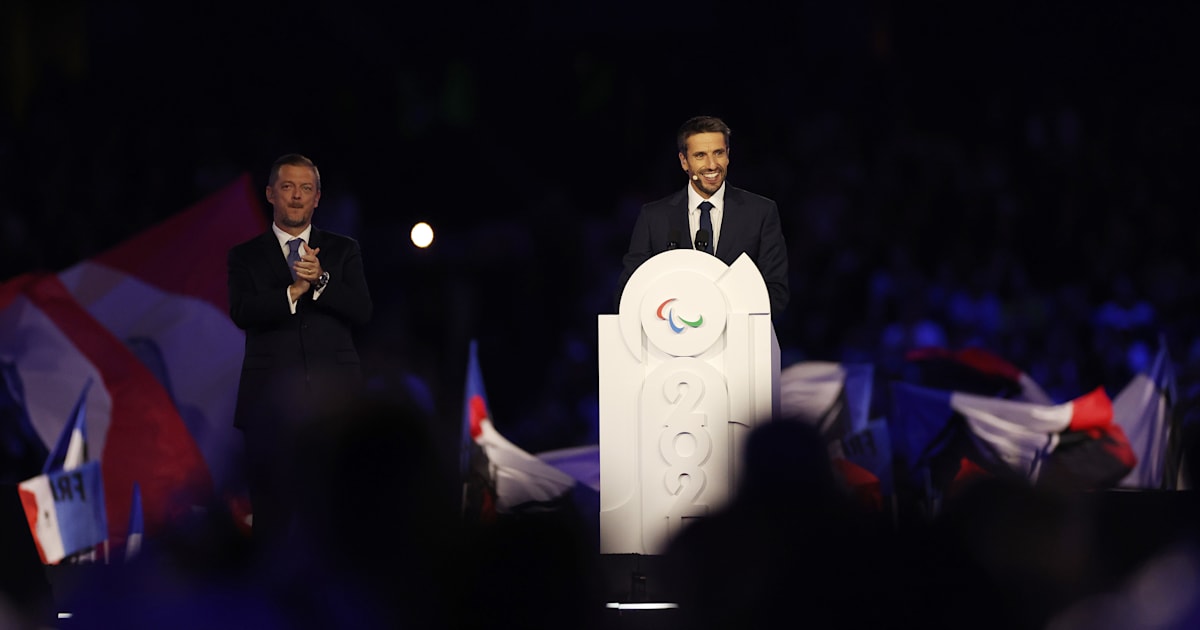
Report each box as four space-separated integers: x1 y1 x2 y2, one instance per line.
598 553 674 603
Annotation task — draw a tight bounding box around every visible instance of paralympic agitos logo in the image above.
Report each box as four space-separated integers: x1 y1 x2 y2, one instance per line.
656 298 704 334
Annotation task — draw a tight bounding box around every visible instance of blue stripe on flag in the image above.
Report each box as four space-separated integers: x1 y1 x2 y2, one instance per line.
888 382 958 486
1 361 49 482
43 378 92 474
461 340 490 479
48 461 108 557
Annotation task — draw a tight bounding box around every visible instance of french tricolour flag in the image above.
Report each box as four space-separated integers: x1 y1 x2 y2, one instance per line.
780 361 887 507
889 382 1118 486
905 346 1054 404
17 379 107 564
1112 341 1180 489
125 482 144 562
56 174 265 499
461 340 576 519
1 175 260 543
0 272 211 547
780 361 874 439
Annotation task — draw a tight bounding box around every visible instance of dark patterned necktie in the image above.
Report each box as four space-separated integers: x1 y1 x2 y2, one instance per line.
698 201 714 254
286 238 302 281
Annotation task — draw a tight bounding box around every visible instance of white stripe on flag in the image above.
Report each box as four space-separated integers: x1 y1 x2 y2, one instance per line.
780 361 846 425
59 261 245 490
2 274 212 540
950 392 1074 480
0 287 113 467
17 476 64 564
1113 373 1167 488
476 419 576 511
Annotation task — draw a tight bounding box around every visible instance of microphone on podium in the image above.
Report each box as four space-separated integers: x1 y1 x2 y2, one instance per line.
694 229 710 252
667 229 681 250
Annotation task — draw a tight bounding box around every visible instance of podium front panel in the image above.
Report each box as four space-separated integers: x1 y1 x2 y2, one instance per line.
599 250 779 555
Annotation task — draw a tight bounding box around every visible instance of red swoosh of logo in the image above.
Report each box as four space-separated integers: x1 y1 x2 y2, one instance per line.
656 298 676 320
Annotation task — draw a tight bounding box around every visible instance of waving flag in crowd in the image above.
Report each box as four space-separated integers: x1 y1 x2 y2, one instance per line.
889 380 1135 501
461 340 577 521
124 482 145 562
0 272 212 549
0 176 260 549
780 361 875 439
780 361 888 509
17 380 107 564
56 174 265 497
905 346 1053 404
1113 341 1182 489
0 360 48 485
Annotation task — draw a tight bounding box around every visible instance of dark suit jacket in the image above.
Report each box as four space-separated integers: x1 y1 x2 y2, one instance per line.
227 227 373 429
617 185 789 315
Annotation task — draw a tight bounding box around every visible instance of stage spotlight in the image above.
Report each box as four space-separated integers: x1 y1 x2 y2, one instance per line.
605 602 679 610
410 222 434 248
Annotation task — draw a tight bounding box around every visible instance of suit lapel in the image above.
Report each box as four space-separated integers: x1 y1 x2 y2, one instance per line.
261 232 293 286
715 187 742 262
670 189 691 249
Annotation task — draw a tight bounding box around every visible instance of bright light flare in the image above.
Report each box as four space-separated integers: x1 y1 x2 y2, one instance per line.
410 222 434 248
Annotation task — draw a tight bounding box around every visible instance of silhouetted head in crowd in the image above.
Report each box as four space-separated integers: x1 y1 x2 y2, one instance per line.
661 419 902 630
738 419 840 510
929 478 1092 630
272 393 461 628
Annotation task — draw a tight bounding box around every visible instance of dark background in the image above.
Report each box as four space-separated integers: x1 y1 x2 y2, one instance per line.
4 0 1199 467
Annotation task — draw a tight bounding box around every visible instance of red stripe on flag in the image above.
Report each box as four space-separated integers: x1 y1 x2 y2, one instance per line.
905 347 1023 382
21 274 213 536
0 272 38 309
832 458 882 512
1089 425 1138 471
903 347 950 363
954 348 1022 381
88 174 266 312
469 395 488 439
17 486 50 564
1068 387 1113 431
949 457 993 496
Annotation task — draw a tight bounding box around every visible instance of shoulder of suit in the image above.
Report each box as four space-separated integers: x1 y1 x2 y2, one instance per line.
310 228 363 249
230 231 273 253
642 189 687 213
725 186 776 207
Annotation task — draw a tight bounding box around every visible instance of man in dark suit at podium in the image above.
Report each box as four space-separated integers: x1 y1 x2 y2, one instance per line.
227 153 373 547
617 115 790 316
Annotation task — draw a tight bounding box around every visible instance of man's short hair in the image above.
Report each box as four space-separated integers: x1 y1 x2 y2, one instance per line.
269 153 321 192
677 116 732 154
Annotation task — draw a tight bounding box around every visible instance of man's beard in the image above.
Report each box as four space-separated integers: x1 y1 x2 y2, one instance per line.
696 171 724 194
281 214 309 228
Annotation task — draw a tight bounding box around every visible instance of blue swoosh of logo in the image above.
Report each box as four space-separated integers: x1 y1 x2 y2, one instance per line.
667 308 685 334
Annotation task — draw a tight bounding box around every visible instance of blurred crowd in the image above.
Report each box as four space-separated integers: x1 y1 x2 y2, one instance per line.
6 400 1198 629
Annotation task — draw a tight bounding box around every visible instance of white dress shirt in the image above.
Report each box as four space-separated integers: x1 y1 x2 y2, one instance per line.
686 182 726 253
271 224 325 312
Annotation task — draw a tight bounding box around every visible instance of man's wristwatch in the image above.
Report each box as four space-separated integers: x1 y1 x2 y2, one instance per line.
314 271 330 291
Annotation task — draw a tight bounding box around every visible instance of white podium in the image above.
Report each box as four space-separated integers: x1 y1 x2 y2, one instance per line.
598 250 780 555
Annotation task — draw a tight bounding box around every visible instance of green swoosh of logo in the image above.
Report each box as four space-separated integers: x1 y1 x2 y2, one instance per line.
679 314 703 328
